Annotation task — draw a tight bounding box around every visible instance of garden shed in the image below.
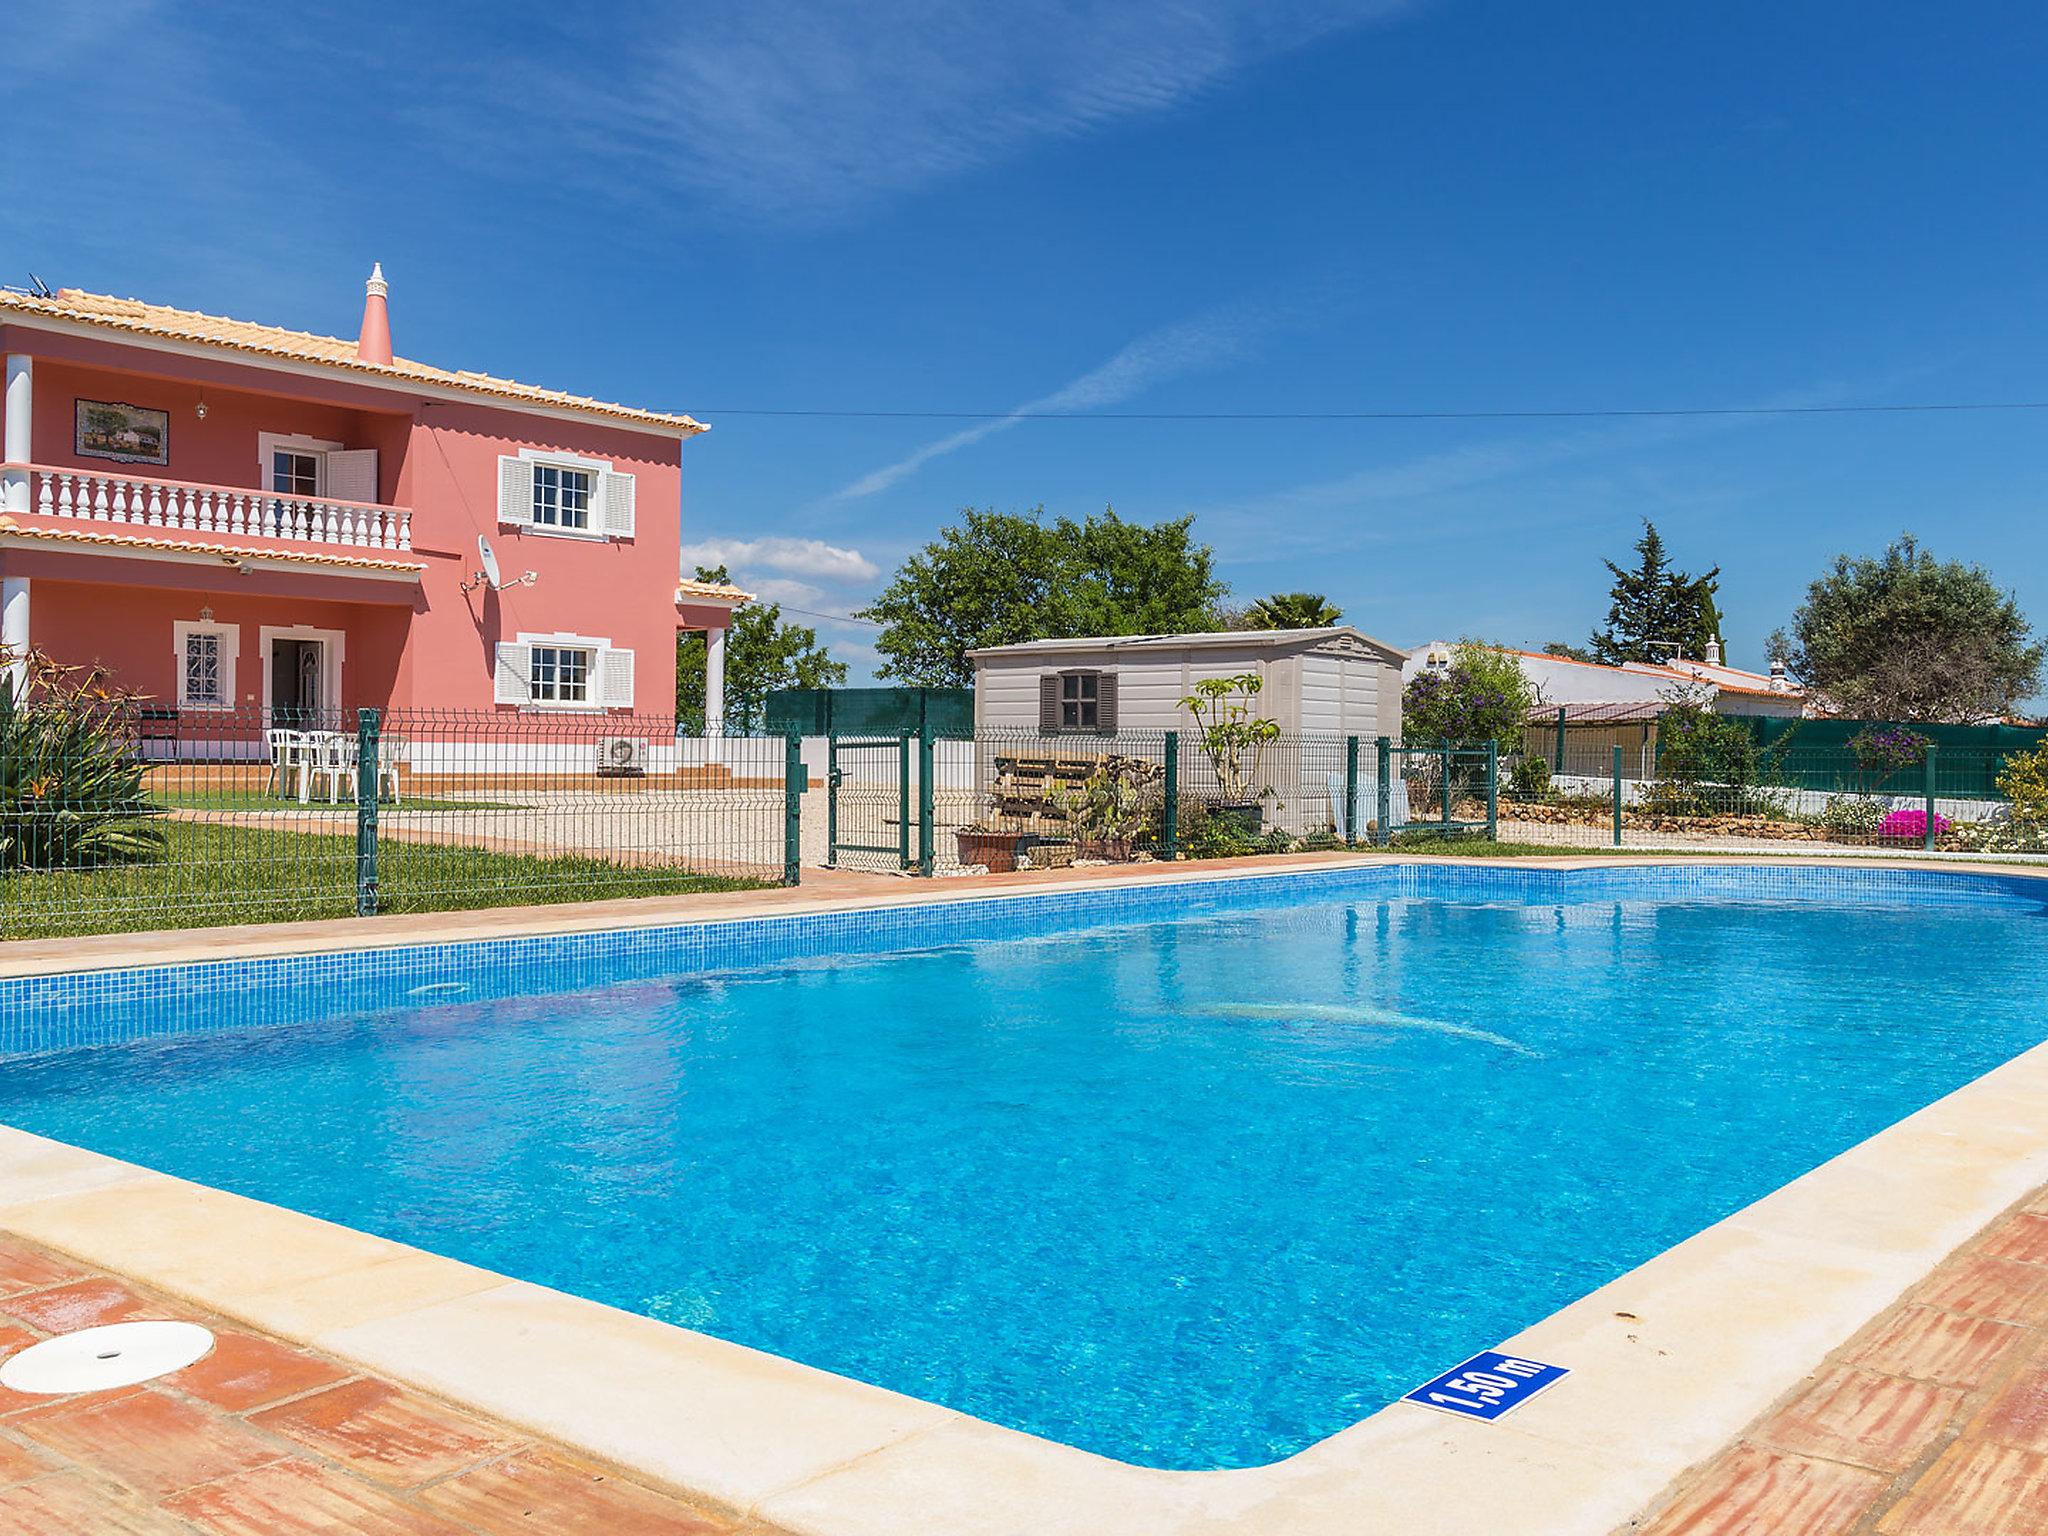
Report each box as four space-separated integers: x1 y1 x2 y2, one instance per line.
968 627 1409 740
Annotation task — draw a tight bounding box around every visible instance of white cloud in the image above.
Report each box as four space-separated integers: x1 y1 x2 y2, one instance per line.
680 536 879 583
828 304 1270 499
747 577 828 608
501 1 1419 218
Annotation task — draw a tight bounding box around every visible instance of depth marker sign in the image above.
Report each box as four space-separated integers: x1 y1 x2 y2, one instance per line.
1402 1351 1568 1422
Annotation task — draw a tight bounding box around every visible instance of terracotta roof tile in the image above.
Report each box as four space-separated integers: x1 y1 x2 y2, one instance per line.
0 516 425 575
676 579 753 603
0 289 706 436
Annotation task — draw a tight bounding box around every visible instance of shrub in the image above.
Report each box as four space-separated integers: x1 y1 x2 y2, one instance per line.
1820 795 1886 838
1507 754 1553 801
1997 745 2048 833
1403 641 1534 745
1878 807 1949 843
1849 725 1931 775
0 652 165 871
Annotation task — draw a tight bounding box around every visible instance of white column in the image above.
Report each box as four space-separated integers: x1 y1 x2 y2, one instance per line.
2 354 31 514
704 623 727 738
2 577 30 696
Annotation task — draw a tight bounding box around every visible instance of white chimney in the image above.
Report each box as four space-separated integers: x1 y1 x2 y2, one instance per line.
1769 658 1788 692
1703 639 1722 667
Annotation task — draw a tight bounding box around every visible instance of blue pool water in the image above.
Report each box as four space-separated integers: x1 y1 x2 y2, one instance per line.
3 868 2047 1469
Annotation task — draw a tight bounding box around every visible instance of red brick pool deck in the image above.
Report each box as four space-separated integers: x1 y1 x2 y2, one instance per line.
1633 1188 2048 1535
0 1236 772 1535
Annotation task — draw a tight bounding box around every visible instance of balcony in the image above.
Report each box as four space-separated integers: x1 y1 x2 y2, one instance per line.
6 463 412 553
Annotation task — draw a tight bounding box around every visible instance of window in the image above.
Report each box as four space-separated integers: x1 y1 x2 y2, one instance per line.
529 645 593 704
498 452 636 539
531 463 593 530
1040 669 1116 734
271 449 322 497
1061 672 1099 731
172 621 238 710
497 635 635 710
184 632 223 705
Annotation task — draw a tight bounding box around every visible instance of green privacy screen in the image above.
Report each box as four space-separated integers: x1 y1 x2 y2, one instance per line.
765 687 975 739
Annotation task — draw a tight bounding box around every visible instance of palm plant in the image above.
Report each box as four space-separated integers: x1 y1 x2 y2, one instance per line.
0 651 165 871
1245 592 1343 630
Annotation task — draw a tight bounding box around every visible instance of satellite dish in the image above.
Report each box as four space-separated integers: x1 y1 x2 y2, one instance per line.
478 535 503 590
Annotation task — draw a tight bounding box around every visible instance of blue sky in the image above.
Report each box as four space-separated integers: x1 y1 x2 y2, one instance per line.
10 0 2048 680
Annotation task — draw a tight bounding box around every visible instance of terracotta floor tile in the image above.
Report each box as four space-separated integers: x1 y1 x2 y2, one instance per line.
0 1277 164 1334
0 1242 88 1300
165 1459 476 1536
1879 1441 2048 1534
163 1330 350 1414
13 1388 287 1499
0 1473 207 1535
418 1447 733 1534
1641 1444 1887 1536
0 1429 48 1488
1913 1253 2048 1325
1845 1305 2033 1388
1969 1357 2048 1450
1755 1367 1963 1474
249 1378 521 1489
1979 1214 2048 1267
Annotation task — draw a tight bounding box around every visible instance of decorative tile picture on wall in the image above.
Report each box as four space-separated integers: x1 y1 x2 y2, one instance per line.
75 399 169 465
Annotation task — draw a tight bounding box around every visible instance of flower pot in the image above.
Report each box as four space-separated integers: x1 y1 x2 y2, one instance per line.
955 829 1025 873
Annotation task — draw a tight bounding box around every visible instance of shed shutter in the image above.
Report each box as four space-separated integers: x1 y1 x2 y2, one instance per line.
493 643 531 705
599 646 636 709
497 456 534 527
1095 672 1118 734
599 470 636 538
1038 674 1061 734
324 449 379 505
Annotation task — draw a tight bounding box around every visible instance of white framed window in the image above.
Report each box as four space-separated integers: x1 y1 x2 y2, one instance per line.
497 450 636 540
171 620 238 711
531 463 594 531
256 433 343 498
530 643 593 704
496 633 634 710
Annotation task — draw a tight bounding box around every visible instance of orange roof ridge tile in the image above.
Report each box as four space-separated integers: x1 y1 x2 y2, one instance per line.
0 289 707 437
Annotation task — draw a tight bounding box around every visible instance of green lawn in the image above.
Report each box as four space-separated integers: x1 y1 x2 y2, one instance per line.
1 822 771 939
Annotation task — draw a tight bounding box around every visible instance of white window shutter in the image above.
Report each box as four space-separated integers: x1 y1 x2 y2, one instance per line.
498 455 535 527
599 646 635 709
600 470 636 538
493 643 531 705
324 449 379 504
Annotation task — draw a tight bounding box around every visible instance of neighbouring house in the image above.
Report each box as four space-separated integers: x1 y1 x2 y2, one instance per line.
0 271 750 732
1401 641 1807 772
971 627 1409 740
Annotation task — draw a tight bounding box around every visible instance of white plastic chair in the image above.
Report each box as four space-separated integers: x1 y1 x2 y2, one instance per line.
266 729 303 799
298 732 355 805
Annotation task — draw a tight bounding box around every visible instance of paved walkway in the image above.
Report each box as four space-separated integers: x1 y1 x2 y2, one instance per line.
0 1235 768 1535
1632 1186 2048 1535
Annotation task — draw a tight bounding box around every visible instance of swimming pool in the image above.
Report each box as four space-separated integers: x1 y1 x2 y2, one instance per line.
2 865 2044 1470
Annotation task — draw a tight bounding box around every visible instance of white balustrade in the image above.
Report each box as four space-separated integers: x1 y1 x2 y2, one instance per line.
21 465 412 552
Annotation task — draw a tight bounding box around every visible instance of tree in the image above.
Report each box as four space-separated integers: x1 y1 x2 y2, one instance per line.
1542 640 1597 663
676 565 846 732
1402 641 1535 744
1244 592 1343 630
1768 535 2042 722
857 507 1225 686
1588 520 1723 665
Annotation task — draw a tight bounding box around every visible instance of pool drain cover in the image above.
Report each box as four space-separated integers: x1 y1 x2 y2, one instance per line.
0 1321 214 1395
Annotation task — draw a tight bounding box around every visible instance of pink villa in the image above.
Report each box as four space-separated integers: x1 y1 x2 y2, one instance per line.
0 271 750 731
